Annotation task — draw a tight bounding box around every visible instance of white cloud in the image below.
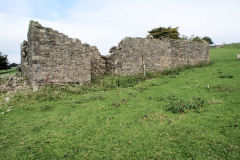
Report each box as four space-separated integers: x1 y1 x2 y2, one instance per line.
0 0 240 63
0 13 29 63
0 0 32 16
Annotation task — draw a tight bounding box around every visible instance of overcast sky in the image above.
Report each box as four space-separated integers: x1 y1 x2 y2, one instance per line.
0 0 240 63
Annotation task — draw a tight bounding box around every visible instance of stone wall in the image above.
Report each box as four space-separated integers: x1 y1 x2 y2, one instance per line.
21 40 29 76
108 37 209 75
21 21 106 89
21 21 209 89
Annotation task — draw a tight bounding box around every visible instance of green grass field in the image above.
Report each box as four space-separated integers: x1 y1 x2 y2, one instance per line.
0 45 240 159
0 67 18 77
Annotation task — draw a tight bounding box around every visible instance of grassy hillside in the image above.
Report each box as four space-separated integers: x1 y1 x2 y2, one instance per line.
0 45 240 159
0 67 19 77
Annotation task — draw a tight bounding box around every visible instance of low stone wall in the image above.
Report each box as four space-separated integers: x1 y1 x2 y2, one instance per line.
108 37 209 75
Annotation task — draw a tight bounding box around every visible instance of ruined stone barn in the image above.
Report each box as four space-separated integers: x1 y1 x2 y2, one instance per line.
21 21 209 89
109 37 210 75
21 21 107 89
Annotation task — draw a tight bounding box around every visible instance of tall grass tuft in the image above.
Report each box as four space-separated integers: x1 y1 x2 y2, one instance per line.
167 97 205 113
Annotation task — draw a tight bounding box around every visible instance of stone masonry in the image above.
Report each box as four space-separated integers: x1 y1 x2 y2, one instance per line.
108 37 209 75
21 21 106 89
21 21 209 89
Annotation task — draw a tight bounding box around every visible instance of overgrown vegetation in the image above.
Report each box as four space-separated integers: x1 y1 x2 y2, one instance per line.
167 97 205 113
7 62 213 102
0 44 240 159
0 51 19 71
202 36 214 45
181 35 214 45
192 36 203 43
0 54 9 70
148 27 180 39
148 27 214 45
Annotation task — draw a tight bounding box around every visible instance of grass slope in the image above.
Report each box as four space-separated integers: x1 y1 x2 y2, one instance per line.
0 67 19 77
0 46 240 159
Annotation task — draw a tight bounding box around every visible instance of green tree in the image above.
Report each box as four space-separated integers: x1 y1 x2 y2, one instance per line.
148 27 180 39
192 36 203 43
0 53 9 70
8 63 19 68
202 36 214 45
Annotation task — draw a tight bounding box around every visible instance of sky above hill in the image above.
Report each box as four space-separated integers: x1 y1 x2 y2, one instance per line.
0 0 240 63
